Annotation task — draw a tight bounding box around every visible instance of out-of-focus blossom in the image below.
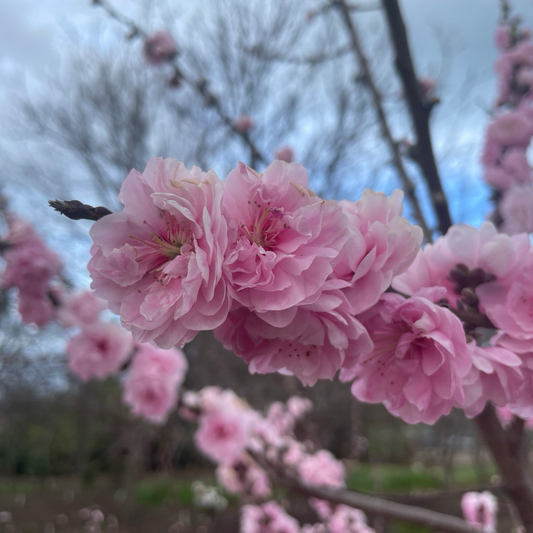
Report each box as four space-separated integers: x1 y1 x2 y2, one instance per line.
89 157 233 348
216 456 271 498
241 501 299 533
298 450 345 488
123 343 188 423
500 185 533 234
67 322 134 381
286 396 312 420
461 491 498 532
57 290 107 328
143 31 178 65
274 146 294 163
495 26 511 50
234 115 255 133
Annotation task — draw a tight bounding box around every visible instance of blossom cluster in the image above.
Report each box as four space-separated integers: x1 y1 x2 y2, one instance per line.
88 157 423 390
0 212 188 424
0 214 63 326
482 23 533 233
182 388 374 533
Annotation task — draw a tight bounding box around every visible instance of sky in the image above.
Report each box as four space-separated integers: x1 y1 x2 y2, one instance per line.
1 0 533 283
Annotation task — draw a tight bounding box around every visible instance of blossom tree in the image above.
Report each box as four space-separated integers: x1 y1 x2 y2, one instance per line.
5 0 533 531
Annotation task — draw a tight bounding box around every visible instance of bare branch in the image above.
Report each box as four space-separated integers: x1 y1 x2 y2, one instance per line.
251 451 483 533
381 0 453 236
332 0 433 242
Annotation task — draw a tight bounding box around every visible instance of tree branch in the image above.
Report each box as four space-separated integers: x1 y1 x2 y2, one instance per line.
381 0 453 236
332 0 432 242
250 451 482 533
474 404 533 532
93 0 267 167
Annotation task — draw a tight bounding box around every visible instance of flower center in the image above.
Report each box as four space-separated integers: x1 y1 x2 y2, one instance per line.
238 201 290 251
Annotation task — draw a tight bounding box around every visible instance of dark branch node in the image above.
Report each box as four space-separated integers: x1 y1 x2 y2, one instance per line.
48 199 112 221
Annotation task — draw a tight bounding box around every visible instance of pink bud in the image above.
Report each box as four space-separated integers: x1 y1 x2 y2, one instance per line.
274 146 294 163
234 115 255 133
143 31 178 65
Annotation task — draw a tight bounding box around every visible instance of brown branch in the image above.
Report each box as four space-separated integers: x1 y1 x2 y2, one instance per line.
48 200 112 221
93 0 267 167
332 0 432 242
381 0 453 236
250 451 482 533
474 404 533 532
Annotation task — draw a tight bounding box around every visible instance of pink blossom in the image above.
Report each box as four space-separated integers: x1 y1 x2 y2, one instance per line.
462 343 524 418
123 343 187 423
393 222 530 305
57 290 107 328
501 185 533 234
234 115 255 133
334 189 423 314
508 40 533 68
495 406 533 429
461 491 498 532
286 396 312 419
484 149 532 190
195 405 256 464
214 290 372 386
495 26 511 50
485 109 533 148
341 293 471 425
143 31 178 65
216 456 271 498
241 502 299 533
328 506 375 533
476 251 533 347
17 288 56 327
223 161 347 313
274 146 294 163
67 322 134 381
1 229 62 295
298 450 345 488
418 77 436 96
266 402 295 436
88 157 233 348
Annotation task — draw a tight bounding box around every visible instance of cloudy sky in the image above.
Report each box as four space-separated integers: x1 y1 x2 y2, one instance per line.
0 0 532 272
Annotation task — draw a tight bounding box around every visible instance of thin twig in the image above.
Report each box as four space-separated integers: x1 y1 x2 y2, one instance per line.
250 451 482 533
332 0 432 242
381 0 453 236
93 0 267 166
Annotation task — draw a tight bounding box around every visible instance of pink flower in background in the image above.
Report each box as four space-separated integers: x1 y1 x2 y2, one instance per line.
123 343 187 423
495 406 533 429
484 148 532 190
298 450 345 488
461 491 498 532
223 161 347 313
500 185 533 234
57 290 107 328
143 31 178 65
341 293 471 425
286 396 312 420
335 189 423 314
2 232 62 294
462 343 524 418
17 288 56 327
486 108 533 147
67 322 134 381
495 26 511 50
216 456 271 498
195 405 256 464
214 290 371 385
274 146 294 163
241 502 299 533
328 506 375 533
89 157 233 348
234 115 255 133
